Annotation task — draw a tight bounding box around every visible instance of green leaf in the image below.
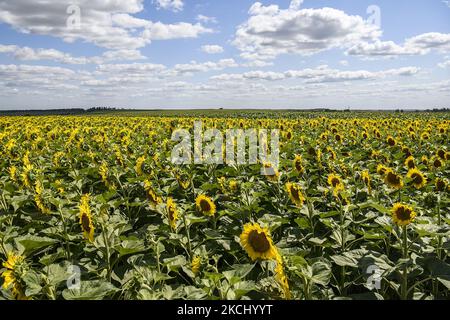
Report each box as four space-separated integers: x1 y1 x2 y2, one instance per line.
62 280 117 300
15 235 58 255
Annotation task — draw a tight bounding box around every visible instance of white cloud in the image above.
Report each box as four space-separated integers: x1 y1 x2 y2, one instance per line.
0 0 211 50
153 0 184 12
443 1 450 8
196 15 218 24
201 45 224 54
172 59 238 75
233 1 381 60
347 33 450 57
0 44 146 64
438 60 450 68
211 66 420 83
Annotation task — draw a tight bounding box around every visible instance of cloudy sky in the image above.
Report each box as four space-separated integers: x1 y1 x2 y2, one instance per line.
0 0 449 110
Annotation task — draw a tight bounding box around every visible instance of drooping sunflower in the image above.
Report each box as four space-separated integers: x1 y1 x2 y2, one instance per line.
166 197 179 230
79 194 95 243
135 156 145 176
176 173 190 190
384 169 403 189
293 155 304 174
144 180 162 206
406 168 427 189
404 156 416 169
240 223 278 261
195 194 216 216
362 170 372 193
1 252 28 300
391 203 416 226
327 173 344 195
285 182 305 208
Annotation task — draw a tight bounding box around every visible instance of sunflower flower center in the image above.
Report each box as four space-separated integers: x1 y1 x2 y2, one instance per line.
200 199 211 212
248 230 270 253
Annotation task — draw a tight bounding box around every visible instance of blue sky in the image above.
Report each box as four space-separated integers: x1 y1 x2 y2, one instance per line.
0 0 449 109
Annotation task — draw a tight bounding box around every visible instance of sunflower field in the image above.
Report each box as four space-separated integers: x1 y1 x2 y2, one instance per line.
0 111 449 300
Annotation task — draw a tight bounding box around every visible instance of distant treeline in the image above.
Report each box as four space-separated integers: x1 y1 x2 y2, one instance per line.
0 107 118 116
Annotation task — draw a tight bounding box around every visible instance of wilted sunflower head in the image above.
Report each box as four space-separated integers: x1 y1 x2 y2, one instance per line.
240 223 277 261
384 169 403 189
407 168 427 189
195 195 216 216
392 203 416 226
404 156 415 169
285 183 305 208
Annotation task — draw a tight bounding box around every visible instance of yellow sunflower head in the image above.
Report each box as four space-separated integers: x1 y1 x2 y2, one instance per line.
404 156 415 169
435 178 448 192
327 174 344 195
166 197 179 230
144 180 162 206
384 169 403 190
432 157 443 169
191 256 201 275
285 182 305 208
391 203 416 226
195 195 216 216
386 135 396 146
407 168 427 189
1 252 29 300
377 164 388 175
240 223 278 261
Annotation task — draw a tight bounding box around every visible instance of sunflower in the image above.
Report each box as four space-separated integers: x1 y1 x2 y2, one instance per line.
1 252 29 300
327 174 344 195
144 180 162 206
435 178 448 192
191 256 201 275
432 157 443 169
262 162 280 182
229 179 239 192
406 168 427 189
135 156 145 175
240 223 278 261
437 149 446 160
362 170 372 193
274 255 291 300
421 155 429 165
285 183 305 208
391 203 416 226
404 156 415 169
377 164 388 175
384 169 403 189
166 197 179 230
293 155 304 174
79 194 95 243
176 173 190 190
386 135 396 146
195 194 216 216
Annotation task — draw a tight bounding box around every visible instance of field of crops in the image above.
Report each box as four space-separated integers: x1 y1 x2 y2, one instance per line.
0 111 449 300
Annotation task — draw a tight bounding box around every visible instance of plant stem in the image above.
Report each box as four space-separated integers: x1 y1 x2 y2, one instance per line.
401 225 408 300
101 223 112 282
182 214 192 258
